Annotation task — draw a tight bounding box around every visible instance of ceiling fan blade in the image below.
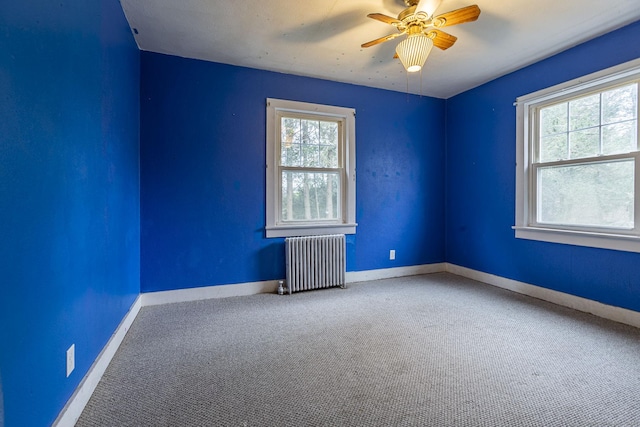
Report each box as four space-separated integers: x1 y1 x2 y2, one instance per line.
361 33 403 48
367 13 401 26
427 29 457 50
432 5 480 28
416 0 442 18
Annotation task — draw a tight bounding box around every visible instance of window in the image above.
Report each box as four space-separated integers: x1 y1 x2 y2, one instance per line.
266 98 356 238
515 58 640 252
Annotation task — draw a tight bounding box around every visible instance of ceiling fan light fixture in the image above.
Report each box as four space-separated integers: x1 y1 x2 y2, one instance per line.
396 33 434 73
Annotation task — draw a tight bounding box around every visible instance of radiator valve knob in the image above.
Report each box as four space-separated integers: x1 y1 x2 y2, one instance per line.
277 280 285 295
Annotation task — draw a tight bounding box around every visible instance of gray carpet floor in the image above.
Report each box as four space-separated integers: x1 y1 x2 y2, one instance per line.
77 273 640 426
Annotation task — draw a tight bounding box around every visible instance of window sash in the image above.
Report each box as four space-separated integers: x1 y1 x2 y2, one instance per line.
529 153 639 234
277 112 344 169
531 82 639 164
277 167 344 225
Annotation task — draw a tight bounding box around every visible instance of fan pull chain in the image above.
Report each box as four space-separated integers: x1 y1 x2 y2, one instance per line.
406 71 410 102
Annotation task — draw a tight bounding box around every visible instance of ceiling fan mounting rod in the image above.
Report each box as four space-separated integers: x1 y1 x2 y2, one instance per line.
404 0 420 6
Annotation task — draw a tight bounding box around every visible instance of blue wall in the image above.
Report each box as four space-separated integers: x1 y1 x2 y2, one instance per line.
0 0 140 425
140 52 446 292
446 21 640 312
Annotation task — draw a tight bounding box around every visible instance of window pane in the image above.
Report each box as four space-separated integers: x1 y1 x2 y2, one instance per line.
319 121 339 168
319 145 338 168
538 160 634 228
569 94 600 131
602 121 637 155
320 121 338 146
301 120 319 145
540 103 568 136
569 128 599 159
281 118 301 167
540 134 568 162
602 84 637 125
282 117 301 145
298 143 315 167
281 143 301 167
281 171 340 221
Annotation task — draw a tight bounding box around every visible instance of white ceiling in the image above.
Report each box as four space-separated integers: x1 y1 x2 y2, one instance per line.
120 0 640 99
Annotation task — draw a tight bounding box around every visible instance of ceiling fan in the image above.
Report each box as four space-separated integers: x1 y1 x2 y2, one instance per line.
362 0 481 72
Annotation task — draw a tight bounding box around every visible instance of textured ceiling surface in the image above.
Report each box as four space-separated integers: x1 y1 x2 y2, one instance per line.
121 0 640 98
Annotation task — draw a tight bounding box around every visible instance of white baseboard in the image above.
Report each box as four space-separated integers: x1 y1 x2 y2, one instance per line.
53 296 142 427
141 280 280 306
346 263 446 283
141 263 447 306
445 263 640 329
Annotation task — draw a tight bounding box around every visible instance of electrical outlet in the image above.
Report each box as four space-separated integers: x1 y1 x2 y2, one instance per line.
390 250 396 260
66 344 75 377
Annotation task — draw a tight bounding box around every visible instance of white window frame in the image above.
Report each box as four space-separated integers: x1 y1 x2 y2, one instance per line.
514 58 640 253
266 98 357 238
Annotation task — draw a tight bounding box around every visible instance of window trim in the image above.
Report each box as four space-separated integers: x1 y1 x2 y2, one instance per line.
514 58 640 253
265 98 356 238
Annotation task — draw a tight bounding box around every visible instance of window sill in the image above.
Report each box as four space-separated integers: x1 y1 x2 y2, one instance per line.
266 223 357 238
513 226 640 253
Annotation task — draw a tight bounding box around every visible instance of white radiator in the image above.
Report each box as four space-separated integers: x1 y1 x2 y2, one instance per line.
285 234 346 294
